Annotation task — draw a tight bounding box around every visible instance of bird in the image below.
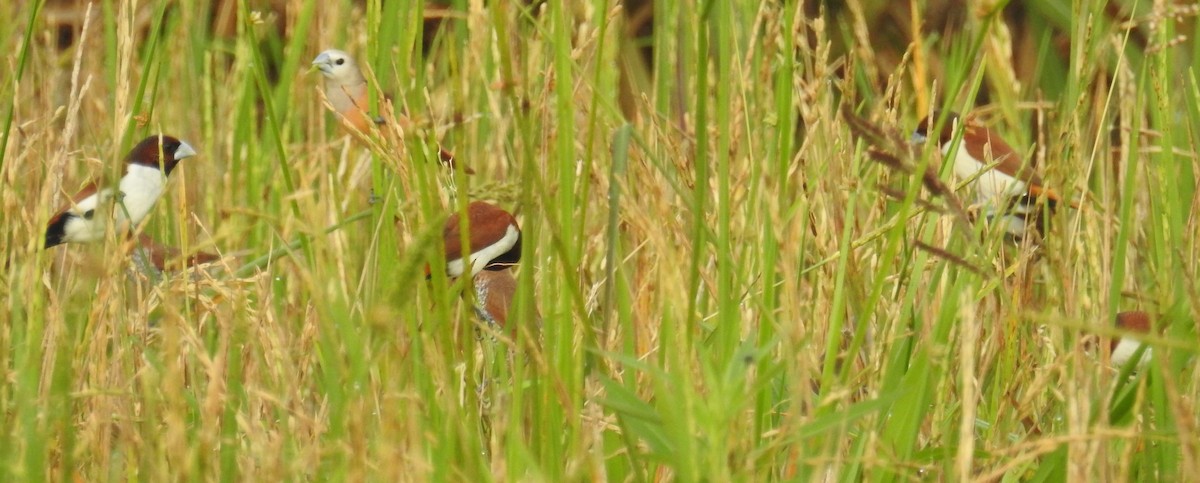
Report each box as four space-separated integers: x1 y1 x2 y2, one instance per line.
1111 311 1152 369
435 201 521 278
311 49 379 135
427 202 532 330
45 135 197 249
311 48 472 174
912 111 1071 238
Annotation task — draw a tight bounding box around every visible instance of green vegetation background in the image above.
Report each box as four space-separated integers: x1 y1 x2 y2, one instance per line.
0 0 1197 480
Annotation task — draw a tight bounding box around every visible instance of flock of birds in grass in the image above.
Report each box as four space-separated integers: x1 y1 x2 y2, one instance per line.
41 48 1150 367
44 48 524 329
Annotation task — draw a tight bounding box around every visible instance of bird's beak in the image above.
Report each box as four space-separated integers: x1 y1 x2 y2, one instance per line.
174 141 198 160
910 132 927 145
311 52 333 75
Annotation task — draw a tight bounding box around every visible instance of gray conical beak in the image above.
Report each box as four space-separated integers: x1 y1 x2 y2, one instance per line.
311 52 333 74
174 141 197 160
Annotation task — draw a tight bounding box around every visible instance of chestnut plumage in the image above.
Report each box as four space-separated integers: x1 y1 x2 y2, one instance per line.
912 112 1055 198
473 268 517 327
439 201 521 278
1111 311 1152 368
913 111 1066 238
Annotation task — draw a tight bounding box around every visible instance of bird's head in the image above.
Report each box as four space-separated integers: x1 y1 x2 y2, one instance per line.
127 135 196 175
912 111 961 145
311 49 363 84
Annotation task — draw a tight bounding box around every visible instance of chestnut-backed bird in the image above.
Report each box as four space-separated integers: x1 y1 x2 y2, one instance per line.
912 112 1070 238
45 135 196 248
435 201 521 278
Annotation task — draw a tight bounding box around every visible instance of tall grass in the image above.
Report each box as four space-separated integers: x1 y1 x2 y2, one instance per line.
0 0 1197 480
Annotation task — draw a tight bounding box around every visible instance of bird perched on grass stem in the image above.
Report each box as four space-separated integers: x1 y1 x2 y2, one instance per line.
311 48 472 174
912 111 1075 239
45 135 196 248
428 201 530 329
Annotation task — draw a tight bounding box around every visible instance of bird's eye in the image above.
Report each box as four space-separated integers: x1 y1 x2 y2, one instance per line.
335 58 345 66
